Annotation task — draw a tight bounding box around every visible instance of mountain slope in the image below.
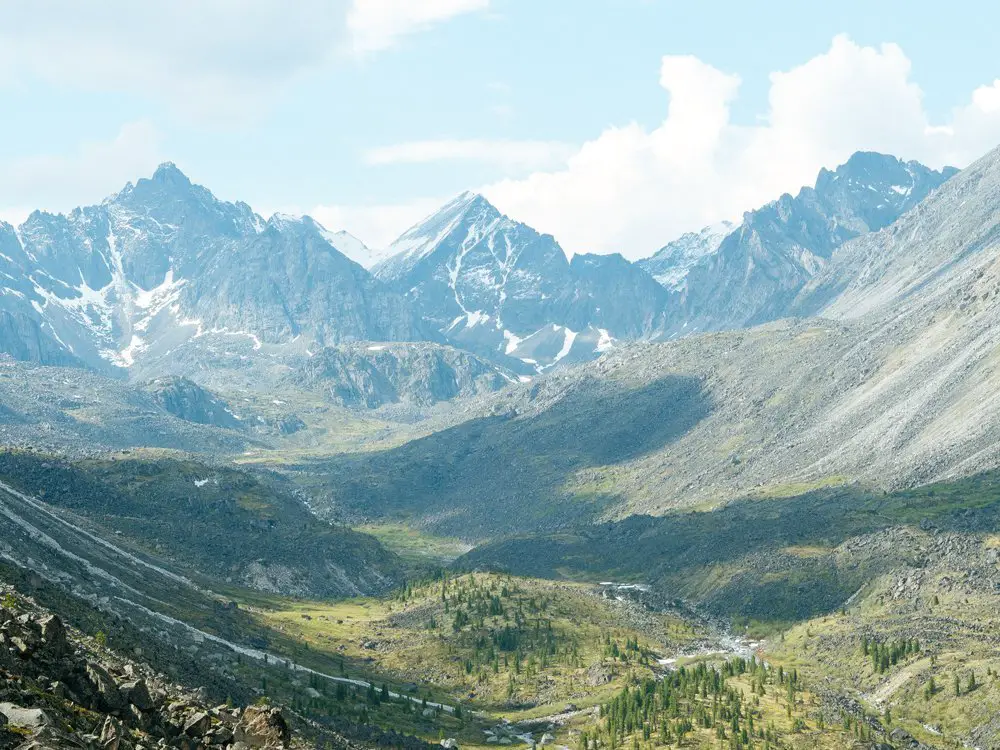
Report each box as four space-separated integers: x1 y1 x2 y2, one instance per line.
308 146 1000 538
794 144 1000 320
0 451 404 598
0 164 425 377
637 220 734 291
374 193 670 371
662 152 957 334
288 342 515 409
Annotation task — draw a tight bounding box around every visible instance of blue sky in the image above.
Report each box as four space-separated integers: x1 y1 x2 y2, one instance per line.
2 1 1000 258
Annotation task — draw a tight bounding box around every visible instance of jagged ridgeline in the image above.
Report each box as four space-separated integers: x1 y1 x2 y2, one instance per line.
0 151 956 384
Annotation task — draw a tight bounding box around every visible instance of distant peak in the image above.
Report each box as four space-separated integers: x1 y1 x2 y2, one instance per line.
399 191 501 236
268 211 301 226
443 190 492 213
843 150 899 167
151 161 191 185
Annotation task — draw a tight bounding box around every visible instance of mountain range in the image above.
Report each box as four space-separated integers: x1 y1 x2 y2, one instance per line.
0 151 956 398
316 145 999 539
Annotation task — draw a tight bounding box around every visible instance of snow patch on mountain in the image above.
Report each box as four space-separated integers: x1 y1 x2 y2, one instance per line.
316 226 390 269
638 221 735 291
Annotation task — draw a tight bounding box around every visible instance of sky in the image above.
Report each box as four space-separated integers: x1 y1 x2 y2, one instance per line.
2 0 1000 260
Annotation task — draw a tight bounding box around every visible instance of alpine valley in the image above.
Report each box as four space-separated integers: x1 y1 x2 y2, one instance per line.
5 141 1000 750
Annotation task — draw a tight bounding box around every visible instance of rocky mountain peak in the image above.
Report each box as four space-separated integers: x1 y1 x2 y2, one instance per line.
375 191 508 281
0 165 423 376
150 160 191 185
795 141 1000 321
661 151 957 335
638 220 735 291
373 190 672 371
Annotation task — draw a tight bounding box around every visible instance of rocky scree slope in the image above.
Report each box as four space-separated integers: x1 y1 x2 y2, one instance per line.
285 342 515 409
0 359 272 455
320 149 1000 535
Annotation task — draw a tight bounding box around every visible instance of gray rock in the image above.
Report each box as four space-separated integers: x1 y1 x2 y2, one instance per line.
183 710 212 737
0 703 53 729
121 679 156 711
233 705 290 748
143 376 243 430
86 662 124 712
37 615 69 656
99 716 122 750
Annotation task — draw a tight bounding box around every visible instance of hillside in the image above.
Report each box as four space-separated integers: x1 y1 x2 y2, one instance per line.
667 152 956 334
373 192 669 372
0 451 404 598
304 145 1000 538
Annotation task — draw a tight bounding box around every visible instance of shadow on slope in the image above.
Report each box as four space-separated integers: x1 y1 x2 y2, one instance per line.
0 451 404 598
311 375 711 538
458 472 1000 623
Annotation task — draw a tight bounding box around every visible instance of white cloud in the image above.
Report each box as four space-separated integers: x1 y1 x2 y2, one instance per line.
480 35 1000 259
347 0 489 53
0 1 484 121
0 121 163 219
0 2 351 121
365 139 574 170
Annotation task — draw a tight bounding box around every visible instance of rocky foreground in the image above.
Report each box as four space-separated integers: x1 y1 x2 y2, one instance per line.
0 584 296 750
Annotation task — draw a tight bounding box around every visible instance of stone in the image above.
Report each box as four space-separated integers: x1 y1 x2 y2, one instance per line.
233 705 291 748
99 716 122 750
86 662 124 712
37 615 69 656
121 679 156 711
208 726 234 745
183 711 212 737
0 703 53 729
